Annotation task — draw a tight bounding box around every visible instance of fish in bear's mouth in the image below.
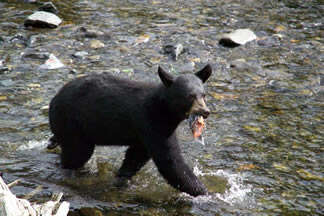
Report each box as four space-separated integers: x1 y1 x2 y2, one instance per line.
188 114 205 141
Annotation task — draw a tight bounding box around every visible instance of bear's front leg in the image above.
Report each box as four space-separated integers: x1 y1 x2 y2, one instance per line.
116 145 151 184
146 134 208 197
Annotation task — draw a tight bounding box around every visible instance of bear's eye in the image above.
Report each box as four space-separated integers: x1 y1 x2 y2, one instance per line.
188 94 196 100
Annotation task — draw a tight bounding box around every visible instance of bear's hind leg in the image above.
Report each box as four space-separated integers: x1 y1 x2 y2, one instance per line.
117 145 150 179
60 137 95 169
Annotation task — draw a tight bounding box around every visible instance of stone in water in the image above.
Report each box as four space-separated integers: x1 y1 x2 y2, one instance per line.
24 11 62 28
219 29 257 47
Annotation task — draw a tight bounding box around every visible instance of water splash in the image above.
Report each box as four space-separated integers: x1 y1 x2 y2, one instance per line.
17 140 48 151
193 166 254 206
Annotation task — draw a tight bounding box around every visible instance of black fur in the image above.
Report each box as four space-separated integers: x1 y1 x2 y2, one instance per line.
49 65 212 196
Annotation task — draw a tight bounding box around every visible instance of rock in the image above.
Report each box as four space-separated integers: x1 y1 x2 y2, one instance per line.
257 35 281 47
219 29 257 47
24 11 62 28
39 54 64 69
38 2 58 14
0 22 19 29
27 34 46 47
90 39 105 49
76 27 111 40
0 36 4 45
10 33 27 43
320 74 324 86
163 43 184 61
264 69 293 80
0 66 7 74
0 79 14 87
230 59 259 73
40 105 49 114
134 34 150 46
22 50 50 60
72 51 88 59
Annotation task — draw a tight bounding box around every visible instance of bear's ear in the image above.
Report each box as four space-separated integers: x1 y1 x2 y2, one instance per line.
195 64 212 83
158 66 174 87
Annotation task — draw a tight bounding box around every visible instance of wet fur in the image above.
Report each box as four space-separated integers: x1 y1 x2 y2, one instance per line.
49 65 212 196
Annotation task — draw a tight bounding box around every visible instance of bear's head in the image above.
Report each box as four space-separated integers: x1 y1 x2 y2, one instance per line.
158 64 212 120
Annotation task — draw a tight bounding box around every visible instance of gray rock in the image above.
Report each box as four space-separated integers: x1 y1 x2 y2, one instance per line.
22 50 50 60
27 34 46 47
75 27 111 40
38 2 58 14
10 33 27 43
24 11 62 28
0 67 9 74
264 69 293 80
0 79 14 87
0 22 19 29
219 29 257 47
230 59 260 74
72 51 88 59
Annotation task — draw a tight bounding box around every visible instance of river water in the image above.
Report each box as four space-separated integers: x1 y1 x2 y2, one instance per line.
0 0 323 215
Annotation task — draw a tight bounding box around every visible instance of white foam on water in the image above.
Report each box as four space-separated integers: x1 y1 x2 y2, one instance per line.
192 166 254 206
17 140 48 151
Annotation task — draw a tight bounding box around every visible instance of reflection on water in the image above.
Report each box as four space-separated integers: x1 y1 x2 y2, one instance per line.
0 0 323 215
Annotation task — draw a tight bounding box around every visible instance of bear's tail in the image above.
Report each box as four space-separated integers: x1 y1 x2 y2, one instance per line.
47 135 60 149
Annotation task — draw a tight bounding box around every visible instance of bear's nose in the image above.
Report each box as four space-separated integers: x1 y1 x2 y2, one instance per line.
201 108 210 119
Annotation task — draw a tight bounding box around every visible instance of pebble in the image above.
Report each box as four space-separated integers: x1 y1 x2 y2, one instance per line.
1 22 19 29
230 59 259 73
90 39 105 49
10 33 27 43
27 34 46 47
22 50 50 60
72 51 88 59
39 54 64 69
76 27 111 40
0 79 14 87
0 67 9 74
24 11 62 28
38 2 58 14
219 29 257 47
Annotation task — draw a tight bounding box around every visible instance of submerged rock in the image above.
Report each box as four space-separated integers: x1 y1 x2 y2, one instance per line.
90 39 105 49
38 2 58 14
75 27 111 40
22 50 50 60
27 34 46 47
72 51 88 59
24 11 62 28
0 67 9 74
219 29 257 47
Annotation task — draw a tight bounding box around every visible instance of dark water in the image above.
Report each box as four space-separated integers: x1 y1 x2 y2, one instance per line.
0 0 323 215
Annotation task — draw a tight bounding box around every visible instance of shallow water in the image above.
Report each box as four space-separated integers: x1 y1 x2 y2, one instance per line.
0 0 323 215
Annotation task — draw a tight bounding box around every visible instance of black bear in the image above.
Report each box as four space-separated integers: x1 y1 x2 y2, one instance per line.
48 64 212 196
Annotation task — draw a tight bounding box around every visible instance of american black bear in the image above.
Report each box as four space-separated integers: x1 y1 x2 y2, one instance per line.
49 64 212 196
